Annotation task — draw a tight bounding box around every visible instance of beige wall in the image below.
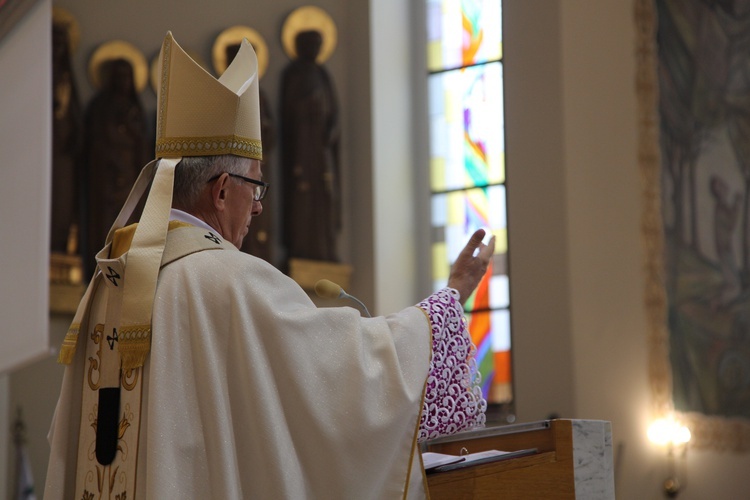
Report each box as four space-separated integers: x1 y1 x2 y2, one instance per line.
559 1 659 497
506 0 750 498
4 1 750 499
504 0 576 424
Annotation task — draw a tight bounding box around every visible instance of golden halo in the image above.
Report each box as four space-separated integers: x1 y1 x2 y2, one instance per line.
150 49 209 95
52 6 81 52
88 40 148 93
281 6 337 63
212 26 269 79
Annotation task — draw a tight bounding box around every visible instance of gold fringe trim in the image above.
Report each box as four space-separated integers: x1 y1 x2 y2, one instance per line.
57 322 81 364
118 324 152 371
156 135 262 160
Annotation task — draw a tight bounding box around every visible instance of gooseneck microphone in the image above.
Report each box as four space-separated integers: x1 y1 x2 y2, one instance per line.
314 279 372 317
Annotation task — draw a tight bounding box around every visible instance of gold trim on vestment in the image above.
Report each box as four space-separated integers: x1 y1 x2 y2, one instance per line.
118 324 152 372
121 367 141 391
405 381 430 500
405 306 433 500
58 322 81 364
86 324 104 391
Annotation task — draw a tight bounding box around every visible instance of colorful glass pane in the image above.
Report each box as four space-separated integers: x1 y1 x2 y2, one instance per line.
430 185 508 300
426 0 503 72
463 308 513 402
427 0 508 406
429 62 504 192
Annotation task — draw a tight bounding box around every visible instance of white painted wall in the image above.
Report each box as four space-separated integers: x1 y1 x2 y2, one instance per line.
369 0 418 314
0 1 51 495
0 0 51 374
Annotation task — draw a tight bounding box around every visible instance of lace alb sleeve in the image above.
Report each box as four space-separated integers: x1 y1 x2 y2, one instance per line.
416 287 487 442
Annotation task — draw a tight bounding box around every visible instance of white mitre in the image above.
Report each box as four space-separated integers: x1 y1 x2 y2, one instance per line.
155 31 262 160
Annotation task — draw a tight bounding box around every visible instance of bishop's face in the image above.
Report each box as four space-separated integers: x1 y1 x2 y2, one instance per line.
225 158 263 248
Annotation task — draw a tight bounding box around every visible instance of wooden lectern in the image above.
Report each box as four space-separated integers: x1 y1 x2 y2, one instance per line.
424 419 615 499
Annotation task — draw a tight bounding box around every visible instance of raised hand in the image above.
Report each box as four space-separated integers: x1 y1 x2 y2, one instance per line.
447 229 496 306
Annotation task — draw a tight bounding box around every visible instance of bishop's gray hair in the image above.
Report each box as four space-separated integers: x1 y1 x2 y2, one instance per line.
172 155 250 209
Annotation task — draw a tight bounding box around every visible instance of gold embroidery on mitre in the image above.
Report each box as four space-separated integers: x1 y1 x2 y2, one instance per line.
157 34 172 142
118 324 151 371
58 322 81 364
156 135 262 159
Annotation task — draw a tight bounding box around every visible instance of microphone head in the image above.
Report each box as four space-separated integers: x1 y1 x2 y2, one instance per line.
314 279 343 299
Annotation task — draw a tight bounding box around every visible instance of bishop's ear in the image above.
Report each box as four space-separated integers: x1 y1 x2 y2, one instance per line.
211 173 229 210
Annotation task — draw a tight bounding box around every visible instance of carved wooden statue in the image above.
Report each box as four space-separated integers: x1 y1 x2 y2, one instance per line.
281 30 341 263
51 21 83 254
83 58 150 278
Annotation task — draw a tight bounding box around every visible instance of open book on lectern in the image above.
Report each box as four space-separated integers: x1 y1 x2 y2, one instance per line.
422 448 538 473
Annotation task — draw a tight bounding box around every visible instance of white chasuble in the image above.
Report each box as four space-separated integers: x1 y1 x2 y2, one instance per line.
46 225 440 499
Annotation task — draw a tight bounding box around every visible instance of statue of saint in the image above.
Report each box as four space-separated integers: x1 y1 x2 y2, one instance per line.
83 58 150 277
280 30 341 262
51 21 83 255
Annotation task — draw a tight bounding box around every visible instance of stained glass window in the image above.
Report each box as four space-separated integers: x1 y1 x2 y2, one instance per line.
426 0 503 72
427 0 511 406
